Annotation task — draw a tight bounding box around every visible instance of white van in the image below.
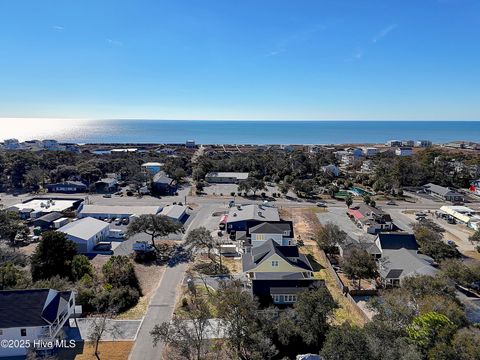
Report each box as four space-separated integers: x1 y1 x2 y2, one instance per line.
109 229 125 239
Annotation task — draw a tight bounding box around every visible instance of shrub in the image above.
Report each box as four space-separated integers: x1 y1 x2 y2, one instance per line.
108 286 140 312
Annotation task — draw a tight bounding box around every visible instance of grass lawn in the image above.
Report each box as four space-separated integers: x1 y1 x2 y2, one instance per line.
58 341 133 360
174 284 218 319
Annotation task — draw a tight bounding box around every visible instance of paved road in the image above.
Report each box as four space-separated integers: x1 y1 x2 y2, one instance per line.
129 204 218 360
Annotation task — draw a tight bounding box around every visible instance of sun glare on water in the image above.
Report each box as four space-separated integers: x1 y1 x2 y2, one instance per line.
1 118 91 142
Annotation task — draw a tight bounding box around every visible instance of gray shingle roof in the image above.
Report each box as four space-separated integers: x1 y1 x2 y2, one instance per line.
227 204 280 223
249 221 292 235
424 183 462 197
242 239 312 272
0 289 72 328
379 248 437 280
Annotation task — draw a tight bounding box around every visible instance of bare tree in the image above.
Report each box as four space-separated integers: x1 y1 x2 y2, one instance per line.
88 312 122 360
151 296 212 360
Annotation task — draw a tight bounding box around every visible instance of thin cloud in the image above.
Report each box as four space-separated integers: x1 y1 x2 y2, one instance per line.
106 38 123 46
345 47 364 62
372 24 397 43
265 24 326 57
52 25 64 31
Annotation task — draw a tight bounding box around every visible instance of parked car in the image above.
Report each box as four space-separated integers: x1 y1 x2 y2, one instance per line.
447 240 456 246
386 201 397 205
115 218 122 225
103 194 112 198
122 218 129 225
94 242 112 251
316 202 327 207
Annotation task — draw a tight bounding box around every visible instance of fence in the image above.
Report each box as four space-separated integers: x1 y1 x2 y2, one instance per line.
318 250 372 323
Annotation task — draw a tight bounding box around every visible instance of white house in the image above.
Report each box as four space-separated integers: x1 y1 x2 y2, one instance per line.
0 289 75 358
362 147 378 157
321 164 340 177
395 147 413 156
57 217 110 253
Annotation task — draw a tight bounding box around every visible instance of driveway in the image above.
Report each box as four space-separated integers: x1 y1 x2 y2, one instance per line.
317 206 375 241
129 204 219 360
67 318 141 341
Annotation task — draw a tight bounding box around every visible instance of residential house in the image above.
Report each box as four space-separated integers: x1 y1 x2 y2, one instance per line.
386 140 403 147
2 138 22 150
46 181 87 193
57 217 110 253
415 140 432 148
346 204 394 234
242 239 320 304
374 233 437 287
236 221 294 250
205 172 249 183
186 140 196 148
156 147 176 155
402 140 415 147
395 147 413 156
321 164 340 177
0 289 75 357
42 139 61 151
362 147 378 157
95 177 118 193
423 183 464 203
226 204 280 233
361 160 374 173
338 238 382 259
151 171 176 195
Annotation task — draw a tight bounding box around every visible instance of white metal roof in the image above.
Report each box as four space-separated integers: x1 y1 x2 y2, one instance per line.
160 205 187 220
58 217 109 240
80 205 161 216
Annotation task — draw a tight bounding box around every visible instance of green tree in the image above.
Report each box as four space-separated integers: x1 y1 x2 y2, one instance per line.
0 210 30 248
342 247 378 289
0 262 29 289
216 281 277 360
321 323 373 360
345 194 353 208
30 231 77 281
406 312 455 352
469 229 480 245
292 285 338 348
315 222 347 256
126 214 184 250
102 255 139 289
71 255 93 281
185 227 218 263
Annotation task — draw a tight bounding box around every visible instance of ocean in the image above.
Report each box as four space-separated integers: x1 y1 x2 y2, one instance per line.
3 120 480 145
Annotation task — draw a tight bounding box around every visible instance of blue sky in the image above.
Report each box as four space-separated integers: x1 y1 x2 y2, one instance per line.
0 0 479 120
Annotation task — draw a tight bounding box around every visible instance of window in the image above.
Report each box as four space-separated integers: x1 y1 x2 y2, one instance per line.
20 328 26 337
271 260 279 267
273 295 280 303
0 329 3 336
256 234 265 241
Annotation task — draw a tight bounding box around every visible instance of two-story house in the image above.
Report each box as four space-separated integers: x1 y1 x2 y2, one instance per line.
235 221 294 252
374 233 437 287
242 239 321 305
0 289 76 358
